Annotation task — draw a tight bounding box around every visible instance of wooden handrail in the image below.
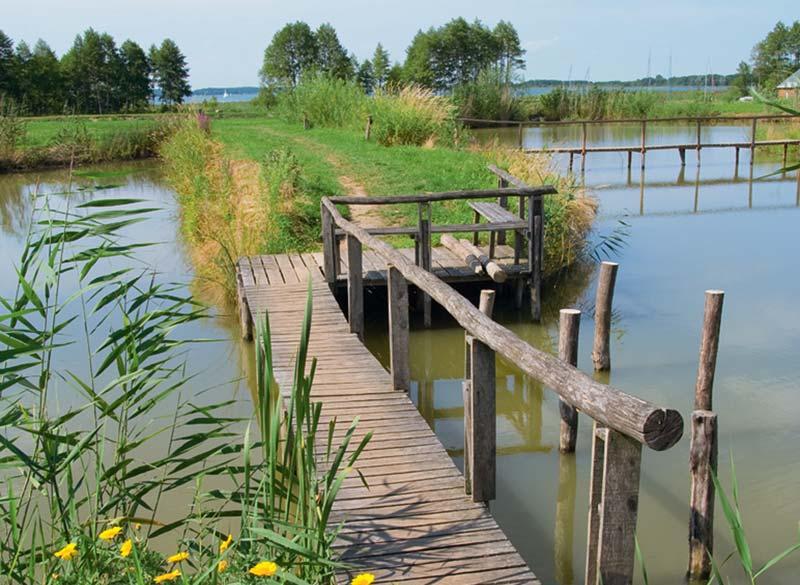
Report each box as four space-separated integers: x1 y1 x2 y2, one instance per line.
327 186 555 205
458 113 800 127
322 197 684 451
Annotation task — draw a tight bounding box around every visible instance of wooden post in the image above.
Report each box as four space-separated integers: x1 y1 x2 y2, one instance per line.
303 112 310 130
592 262 619 371
554 451 577 585
783 143 789 168
468 290 496 503
497 177 508 245
679 147 686 166
585 424 607 585
688 410 718 582
750 118 757 166
696 119 702 164
388 265 410 392
418 203 432 327
364 115 372 141
559 309 581 453
569 152 575 172
528 196 543 322
518 123 524 148
695 290 724 410
640 120 647 169
581 122 588 172
346 234 364 341
236 271 253 341
595 430 643 585
735 146 740 169
320 202 337 286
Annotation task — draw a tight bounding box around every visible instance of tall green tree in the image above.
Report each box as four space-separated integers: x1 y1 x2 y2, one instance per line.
61 29 123 113
357 59 374 94
151 39 191 105
0 30 16 99
403 29 437 88
372 43 390 89
18 40 63 114
751 20 800 88
119 40 151 110
315 24 353 79
732 61 754 97
260 22 318 87
493 21 525 84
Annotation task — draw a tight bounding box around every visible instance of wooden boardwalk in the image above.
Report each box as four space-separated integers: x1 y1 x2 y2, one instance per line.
239 244 528 287
238 257 539 584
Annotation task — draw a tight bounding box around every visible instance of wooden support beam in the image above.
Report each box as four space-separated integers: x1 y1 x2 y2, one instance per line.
469 290 496 503
688 410 718 582
695 290 724 411
640 120 647 169
559 309 581 452
321 202 337 286
595 430 642 585
679 147 686 166
497 177 509 245
388 265 410 392
750 118 757 166
627 150 633 169
585 424 607 585
569 152 575 172
518 122 524 148
592 262 619 371
735 146 740 168
530 196 543 322
346 234 364 341
418 203 432 327
696 119 702 165
581 122 588 172
236 270 253 341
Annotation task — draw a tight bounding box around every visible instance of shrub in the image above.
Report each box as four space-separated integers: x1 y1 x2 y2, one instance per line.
453 69 530 121
370 84 458 146
276 74 366 128
0 98 26 162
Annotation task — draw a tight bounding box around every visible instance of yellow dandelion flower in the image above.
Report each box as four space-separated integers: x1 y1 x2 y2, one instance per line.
50 574 59 581
98 526 123 541
120 539 133 558
153 569 181 583
166 551 189 563
219 534 233 553
53 543 78 561
248 561 278 577
217 559 229 573
351 573 375 585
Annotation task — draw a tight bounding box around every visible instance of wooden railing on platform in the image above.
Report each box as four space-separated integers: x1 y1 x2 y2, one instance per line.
460 113 800 171
322 181 556 321
320 191 684 585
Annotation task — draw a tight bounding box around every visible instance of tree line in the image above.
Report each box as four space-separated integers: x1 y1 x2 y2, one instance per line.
734 20 800 95
0 29 191 115
260 18 525 94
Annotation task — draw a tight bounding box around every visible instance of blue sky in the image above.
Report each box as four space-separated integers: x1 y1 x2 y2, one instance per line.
5 1 796 87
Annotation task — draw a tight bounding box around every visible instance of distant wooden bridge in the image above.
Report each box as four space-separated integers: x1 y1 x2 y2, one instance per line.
461 113 800 171
236 168 685 584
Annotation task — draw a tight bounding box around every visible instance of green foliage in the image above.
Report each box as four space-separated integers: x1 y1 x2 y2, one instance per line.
276 75 366 128
751 20 800 90
0 30 16 98
260 22 320 88
119 40 152 111
402 18 525 91
537 86 662 120
150 39 191 106
370 85 458 146
453 68 529 120
0 98 26 157
315 23 354 80
0 185 369 583
356 59 374 95
371 44 390 90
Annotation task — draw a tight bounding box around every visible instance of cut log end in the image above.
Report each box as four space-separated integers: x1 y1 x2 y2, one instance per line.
643 408 684 451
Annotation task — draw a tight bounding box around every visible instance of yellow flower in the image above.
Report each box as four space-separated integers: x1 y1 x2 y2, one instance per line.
219 534 233 553
166 551 189 563
248 561 278 577
351 573 375 585
153 570 181 583
98 526 123 541
53 543 78 561
120 539 133 558
217 560 228 573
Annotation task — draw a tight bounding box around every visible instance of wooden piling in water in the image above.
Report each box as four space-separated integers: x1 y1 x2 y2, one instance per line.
750 118 757 166
581 122 588 172
696 119 702 164
640 120 647 169
530 205 543 322
695 290 724 411
559 309 581 453
418 203 433 327
688 410 718 581
518 123 524 148
592 262 619 371
679 147 686 166
465 290 496 503
735 146 740 168
388 265 410 391
626 150 633 169
346 234 364 341
236 271 253 341
569 152 575 172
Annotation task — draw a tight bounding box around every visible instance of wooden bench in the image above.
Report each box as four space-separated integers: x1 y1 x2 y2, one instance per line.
468 201 526 261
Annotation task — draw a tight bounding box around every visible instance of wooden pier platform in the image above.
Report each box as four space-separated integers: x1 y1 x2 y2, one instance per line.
238 259 539 584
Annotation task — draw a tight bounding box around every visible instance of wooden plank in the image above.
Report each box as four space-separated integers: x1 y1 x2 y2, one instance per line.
346 235 364 341
388 265 410 392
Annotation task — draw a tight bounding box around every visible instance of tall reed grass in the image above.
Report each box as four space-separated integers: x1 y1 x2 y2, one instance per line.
276 75 366 129
0 183 371 583
369 85 458 146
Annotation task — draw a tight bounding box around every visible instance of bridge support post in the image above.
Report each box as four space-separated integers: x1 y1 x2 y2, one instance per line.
346 234 364 341
626 151 632 169
679 147 686 166
750 118 757 166
528 195 543 322
388 265 410 392
585 427 642 585
688 410 718 582
558 309 581 452
464 290 496 503
735 147 740 169
417 203 432 327
496 177 508 245
592 262 619 371
236 270 253 341
321 202 338 287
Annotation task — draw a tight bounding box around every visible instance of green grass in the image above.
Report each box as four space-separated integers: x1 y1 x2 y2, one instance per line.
20 116 161 149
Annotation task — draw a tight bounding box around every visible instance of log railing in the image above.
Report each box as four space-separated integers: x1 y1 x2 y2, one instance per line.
321 193 684 585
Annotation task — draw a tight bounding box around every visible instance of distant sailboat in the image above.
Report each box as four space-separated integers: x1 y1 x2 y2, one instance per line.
223 89 230 99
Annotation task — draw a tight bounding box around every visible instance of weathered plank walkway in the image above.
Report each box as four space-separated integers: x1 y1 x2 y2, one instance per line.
238 257 539 584
238 244 527 287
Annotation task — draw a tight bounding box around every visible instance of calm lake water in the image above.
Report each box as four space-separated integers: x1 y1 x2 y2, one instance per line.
2 123 798 583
